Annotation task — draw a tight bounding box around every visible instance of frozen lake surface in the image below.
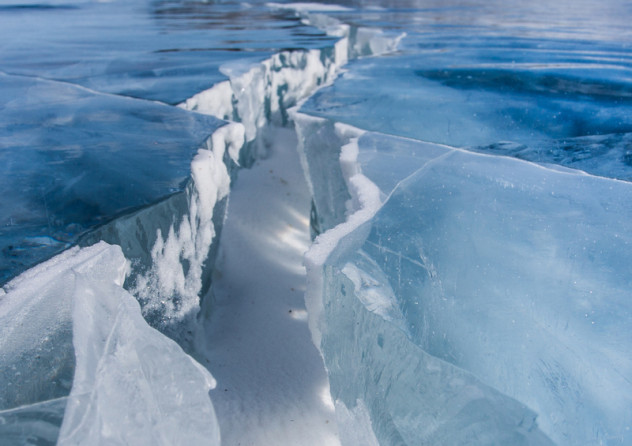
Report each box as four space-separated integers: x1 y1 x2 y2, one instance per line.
1 0 631 444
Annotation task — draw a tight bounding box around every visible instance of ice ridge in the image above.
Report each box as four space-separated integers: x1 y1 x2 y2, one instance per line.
110 2 406 336
179 4 405 147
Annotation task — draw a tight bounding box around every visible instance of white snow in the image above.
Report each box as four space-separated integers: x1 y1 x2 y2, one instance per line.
194 127 340 446
179 81 234 121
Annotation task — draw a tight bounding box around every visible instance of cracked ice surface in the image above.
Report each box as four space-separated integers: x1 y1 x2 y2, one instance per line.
290 4 632 442
2 0 632 445
297 125 632 444
0 1 404 444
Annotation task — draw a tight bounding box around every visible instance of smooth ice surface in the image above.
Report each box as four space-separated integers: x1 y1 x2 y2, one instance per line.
0 0 336 104
0 73 224 285
363 133 632 444
299 0 632 181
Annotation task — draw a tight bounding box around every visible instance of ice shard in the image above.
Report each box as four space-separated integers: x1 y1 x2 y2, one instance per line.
59 243 219 446
0 243 220 445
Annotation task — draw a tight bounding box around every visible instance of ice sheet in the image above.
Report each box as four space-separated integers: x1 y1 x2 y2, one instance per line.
298 0 632 181
299 125 632 444
0 73 224 285
0 0 337 105
291 8 632 440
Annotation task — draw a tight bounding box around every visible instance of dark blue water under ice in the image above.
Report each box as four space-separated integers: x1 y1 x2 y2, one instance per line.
1 0 632 444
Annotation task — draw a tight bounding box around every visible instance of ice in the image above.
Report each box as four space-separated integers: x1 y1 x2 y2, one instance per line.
0 245 77 412
59 243 219 445
0 2 409 442
298 124 632 444
0 73 225 286
291 114 357 236
300 55 632 173
3 0 632 444
0 398 67 446
0 71 249 337
184 4 404 147
0 242 219 445
471 133 632 182
290 9 632 441
129 124 244 334
0 0 338 105
298 0 632 181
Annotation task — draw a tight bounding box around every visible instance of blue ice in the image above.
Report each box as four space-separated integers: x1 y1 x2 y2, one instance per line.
2 0 632 444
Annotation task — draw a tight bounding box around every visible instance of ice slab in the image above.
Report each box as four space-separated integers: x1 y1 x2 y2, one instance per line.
0 242 219 445
0 244 75 410
297 0 632 181
470 133 632 182
0 73 225 285
300 126 632 444
300 54 632 178
59 243 219 445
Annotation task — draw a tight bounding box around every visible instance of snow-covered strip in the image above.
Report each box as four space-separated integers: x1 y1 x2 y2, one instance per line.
167 9 404 333
166 6 404 330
